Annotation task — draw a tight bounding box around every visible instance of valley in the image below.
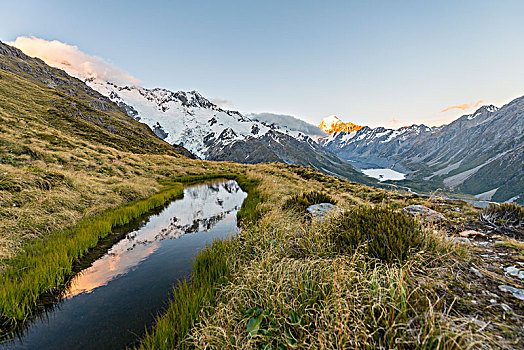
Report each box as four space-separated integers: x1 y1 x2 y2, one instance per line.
0 36 523 350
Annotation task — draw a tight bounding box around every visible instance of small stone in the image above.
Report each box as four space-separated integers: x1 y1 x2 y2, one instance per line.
505 266 521 277
470 267 484 278
459 230 485 238
489 299 496 304
498 285 524 301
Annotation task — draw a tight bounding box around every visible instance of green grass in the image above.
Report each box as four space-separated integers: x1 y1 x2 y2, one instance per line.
0 182 184 332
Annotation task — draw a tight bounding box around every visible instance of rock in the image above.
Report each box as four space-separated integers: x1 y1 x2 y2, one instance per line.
470 267 484 278
446 237 471 245
459 230 486 238
306 203 341 222
504 266 524 279
498 285 524 300
402 205 445 221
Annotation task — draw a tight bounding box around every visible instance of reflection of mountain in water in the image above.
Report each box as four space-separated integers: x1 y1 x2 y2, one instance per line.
134 180 245 244
64 180 247 298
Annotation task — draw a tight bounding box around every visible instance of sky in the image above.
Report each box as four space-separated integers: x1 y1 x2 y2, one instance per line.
2 0 524 128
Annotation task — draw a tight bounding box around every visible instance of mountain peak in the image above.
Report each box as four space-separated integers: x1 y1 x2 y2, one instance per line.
319 115 365 134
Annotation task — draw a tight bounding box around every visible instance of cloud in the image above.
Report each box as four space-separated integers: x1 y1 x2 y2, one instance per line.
7 36 140 86
441 100 483 112
210 97 234 108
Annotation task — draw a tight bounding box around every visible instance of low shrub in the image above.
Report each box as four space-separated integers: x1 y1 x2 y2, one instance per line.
480 203 523 234
283 191 337 213
331 207 424 263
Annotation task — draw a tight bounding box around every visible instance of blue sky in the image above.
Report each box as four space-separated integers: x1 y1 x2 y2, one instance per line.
2 0 524 127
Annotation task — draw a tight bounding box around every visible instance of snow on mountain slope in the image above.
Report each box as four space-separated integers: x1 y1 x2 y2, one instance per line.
88 80 274 159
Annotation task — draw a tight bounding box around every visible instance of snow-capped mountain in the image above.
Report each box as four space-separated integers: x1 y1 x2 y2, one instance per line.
319 124 433 169
319 115 365 134
87 79 372 184
320 102 523 204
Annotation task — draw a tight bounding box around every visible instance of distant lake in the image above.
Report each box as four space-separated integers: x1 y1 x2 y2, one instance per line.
361 168 406 182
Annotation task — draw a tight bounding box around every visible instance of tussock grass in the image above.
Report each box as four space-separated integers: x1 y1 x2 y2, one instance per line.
185 209 487 349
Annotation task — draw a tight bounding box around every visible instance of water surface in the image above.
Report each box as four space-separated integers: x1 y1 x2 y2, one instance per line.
1 180 246 349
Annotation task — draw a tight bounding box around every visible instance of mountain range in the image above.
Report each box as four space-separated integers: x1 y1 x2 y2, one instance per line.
321 104 523 204
85 79 373 184
2 39 521 204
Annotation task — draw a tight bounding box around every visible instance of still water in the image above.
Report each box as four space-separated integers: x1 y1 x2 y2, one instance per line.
1 180 246 349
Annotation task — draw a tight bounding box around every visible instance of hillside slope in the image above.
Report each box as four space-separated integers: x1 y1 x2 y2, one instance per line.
0 41 193 157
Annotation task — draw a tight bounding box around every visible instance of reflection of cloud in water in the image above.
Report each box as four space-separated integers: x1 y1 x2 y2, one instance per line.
66 243 159 298
64 181 246 299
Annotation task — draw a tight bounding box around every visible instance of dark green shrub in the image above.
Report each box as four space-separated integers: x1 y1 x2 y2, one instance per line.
283 191 337 213
332 207 424 263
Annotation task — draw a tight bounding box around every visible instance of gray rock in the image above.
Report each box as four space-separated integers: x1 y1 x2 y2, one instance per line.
470 267 484 278
446 237 471 245
504 266 524 279
498 285 524 300
306 203 341 221
402 205 445 221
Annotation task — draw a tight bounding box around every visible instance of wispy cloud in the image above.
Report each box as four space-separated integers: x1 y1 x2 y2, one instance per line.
441 100 483 112
7 36 140 86
210 97 234 108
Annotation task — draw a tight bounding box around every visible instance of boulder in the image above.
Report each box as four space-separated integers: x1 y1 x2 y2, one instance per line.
306 203 341 222
402 205 445 222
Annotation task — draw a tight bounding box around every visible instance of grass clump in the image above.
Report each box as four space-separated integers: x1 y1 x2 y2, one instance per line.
331 207 424 264
283 191 337 213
